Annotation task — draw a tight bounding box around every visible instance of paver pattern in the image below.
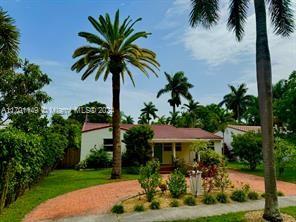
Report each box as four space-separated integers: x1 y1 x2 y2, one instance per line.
23 171 296 222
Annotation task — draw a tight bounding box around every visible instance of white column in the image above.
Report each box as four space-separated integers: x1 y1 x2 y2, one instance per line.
172 143 176 159
151 143 154 158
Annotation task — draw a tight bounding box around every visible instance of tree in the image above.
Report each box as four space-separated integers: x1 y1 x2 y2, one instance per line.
189 0 294 219
232 132 263 170
121 114 134 124
243 96 261 125
72 10 159 179
0 8 19 70
140 101 158 124
157 71 193 114
219 84 252 123
155 115 167 124
68 101 111 124
182 99 200 127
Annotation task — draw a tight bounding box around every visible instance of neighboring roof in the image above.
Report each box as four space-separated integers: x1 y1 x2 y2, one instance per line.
82 122 222 140
227 124 261 133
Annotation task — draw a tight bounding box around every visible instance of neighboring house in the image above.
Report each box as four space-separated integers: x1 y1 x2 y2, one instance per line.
215 125 261 150
81 122 223 165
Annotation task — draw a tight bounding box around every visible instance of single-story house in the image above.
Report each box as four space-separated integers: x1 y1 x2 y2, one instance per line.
215 124 261 150
81 122 223 165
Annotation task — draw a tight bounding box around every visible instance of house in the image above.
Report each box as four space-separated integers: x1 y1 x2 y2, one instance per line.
81 122 223 165
215 125 261 151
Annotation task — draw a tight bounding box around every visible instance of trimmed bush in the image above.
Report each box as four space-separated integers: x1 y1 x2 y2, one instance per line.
170 199 179 207
134 204 145 212
167 169 187 198
203 194 217 205
183 195 196 206
111 204 124 214
86 148 111 168
216 192 229 203
248 191 259 200
150 200 160 210
231 190 247 202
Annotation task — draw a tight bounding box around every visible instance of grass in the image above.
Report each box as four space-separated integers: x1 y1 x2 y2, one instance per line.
164 206 296 221
227 162 296 183
0 168 138 222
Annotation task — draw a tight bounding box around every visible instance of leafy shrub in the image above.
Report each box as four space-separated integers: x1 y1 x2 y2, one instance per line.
134 204 145 212
111 204 124 214
203 194 217 205
138 160 161 202
123 125 154 166
248 191 259 200
242 183 251 194
159 179 167 193
86 148 111 168
232 132 262 170
170 199 179 207
214 160 231 193
167 169 187 198
277 191 284 196
183 195 196 206
150 200 160 210
275 138 296 176
75 160 87 170
231 190 247 202
216 192 229 203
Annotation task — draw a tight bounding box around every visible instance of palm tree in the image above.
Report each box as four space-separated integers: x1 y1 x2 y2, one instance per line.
157 71 193 114
189 0 294 220
0 8 19 70
182 99 200 127
155 115 167 124
72 10 159 179
219 84 252 123
122 114 134 124
140 101 158 124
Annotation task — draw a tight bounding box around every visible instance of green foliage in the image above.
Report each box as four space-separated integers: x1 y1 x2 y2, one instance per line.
232 132 262 170
123 125 154 166
86 148 111 169
214 160 231 193
123 166 140 175
248 191 259 200
202 194 217 205
140 102 158 124
183 195 196 206
138 160 161 202
68 101 111 124
275 138 296 176
150 200 160 210
75 160 87 170
200 149 222 166
111 204 124 214
231 190 247 202
277 191 284 196
134 204 145 212
170 199 179 207
216 192 229 203
167 169 187 198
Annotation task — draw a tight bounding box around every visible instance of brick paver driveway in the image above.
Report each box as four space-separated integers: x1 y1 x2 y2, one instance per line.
23 171 296 222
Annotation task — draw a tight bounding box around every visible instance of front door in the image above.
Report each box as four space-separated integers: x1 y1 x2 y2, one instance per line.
154 144 163 163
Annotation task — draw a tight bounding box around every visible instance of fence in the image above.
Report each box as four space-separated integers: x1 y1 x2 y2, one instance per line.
58 148 80 168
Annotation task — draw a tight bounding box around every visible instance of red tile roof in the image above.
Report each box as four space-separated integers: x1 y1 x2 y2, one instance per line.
82 123 222 140
228 125 261 133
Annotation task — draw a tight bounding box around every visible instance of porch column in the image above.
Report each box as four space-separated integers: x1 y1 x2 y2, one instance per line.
172 143 176 160
151 143 154 158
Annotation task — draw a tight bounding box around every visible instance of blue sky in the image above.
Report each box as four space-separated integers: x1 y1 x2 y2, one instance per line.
1 0 295 120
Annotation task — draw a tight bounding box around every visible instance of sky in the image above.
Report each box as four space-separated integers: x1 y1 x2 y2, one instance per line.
1 0 295 120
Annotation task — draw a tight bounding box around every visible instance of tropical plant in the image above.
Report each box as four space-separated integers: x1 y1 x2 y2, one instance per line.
167 169 187 198
72 10 159 179
183 195 196 206
86 148 112 169
243 95 261 125
155 115 168 124
182 99 200 127
140 101 158 124
203 194 217 205
0 8 19 69
231 189 247 202
157 71 193 114
219 84 252 123
122 114 134 124
111 204 124 214
150 200 160 210
189 0 294 219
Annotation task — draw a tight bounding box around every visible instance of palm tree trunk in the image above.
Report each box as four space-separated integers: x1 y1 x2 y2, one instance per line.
173 105 176 114
254 0 282 221
111 72 121 179
237 105 240 123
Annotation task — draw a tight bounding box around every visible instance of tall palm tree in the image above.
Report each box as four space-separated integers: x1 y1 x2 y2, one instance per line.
72 10 159 179
157 71 193 114
140 101 158 124
189 0 294 220
0 8 19 70
219 84 252 123
182 99 200 127
122 114 134 124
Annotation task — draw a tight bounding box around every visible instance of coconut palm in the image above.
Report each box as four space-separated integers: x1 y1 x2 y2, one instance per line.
0 8 19 69
219 84 252 123
72 10 159 179
182 99 200 127
189 0 294 220
122 114 134 124
157 71 193 114
140 101 158 124
155 115 167 124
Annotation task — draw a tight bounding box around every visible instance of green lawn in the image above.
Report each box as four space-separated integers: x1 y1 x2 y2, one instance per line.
0 168 138 222
227 162 296 183
165 207 296 222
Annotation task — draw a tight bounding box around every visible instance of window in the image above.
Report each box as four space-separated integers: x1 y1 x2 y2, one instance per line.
176 143 182 151
103 138 113 152
163 143 172 151
207 141 215 150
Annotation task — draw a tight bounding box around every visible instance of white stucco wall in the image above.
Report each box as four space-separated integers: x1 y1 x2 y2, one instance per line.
80 127 127 160
215 128 245 150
